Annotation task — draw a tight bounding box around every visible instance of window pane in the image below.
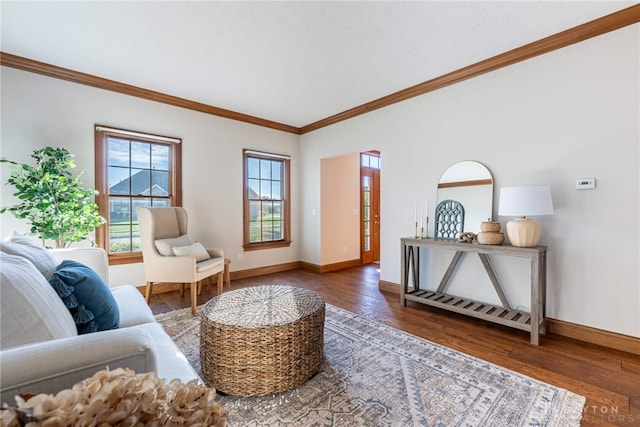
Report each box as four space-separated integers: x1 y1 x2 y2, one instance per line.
109 167 130 194
361 153 380 169
271 161 281 179
109 224 132 253
272 220 282 240
364 191 370 207
365 206 370 221
131 234 142 252
131 142 151 169
151 198 170 208
260 159 272 180
272 201 282 219
151 170 169 196
151 144 169 170
248 179 260 199
131 169 150 195
272 181 282 200
249 200 261 221
132 198 151 222
109 197 130 223
250 220 261 242
248 158 260 179
261 201 271 220
363 176 370 191
108 138 130 167
364 236 370 251
260 179 271 199
261 219 273 241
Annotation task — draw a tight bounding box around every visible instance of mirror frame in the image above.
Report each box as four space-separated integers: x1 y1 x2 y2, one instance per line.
436 161 493 236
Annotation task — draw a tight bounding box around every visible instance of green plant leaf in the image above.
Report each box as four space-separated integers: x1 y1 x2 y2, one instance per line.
1 147 105 247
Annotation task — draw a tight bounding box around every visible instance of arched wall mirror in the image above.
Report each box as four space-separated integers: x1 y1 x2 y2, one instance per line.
436 161 493 237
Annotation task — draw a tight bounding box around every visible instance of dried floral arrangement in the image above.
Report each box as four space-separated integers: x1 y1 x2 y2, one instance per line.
0 368 227 427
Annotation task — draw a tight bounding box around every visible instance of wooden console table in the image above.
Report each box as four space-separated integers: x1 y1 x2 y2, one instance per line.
400 237 547 345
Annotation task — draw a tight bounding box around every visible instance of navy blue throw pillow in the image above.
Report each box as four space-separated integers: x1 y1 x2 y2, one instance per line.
49 260 119 334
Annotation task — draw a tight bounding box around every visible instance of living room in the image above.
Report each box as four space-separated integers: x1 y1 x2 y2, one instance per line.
0 2 639 424
2 1 638 341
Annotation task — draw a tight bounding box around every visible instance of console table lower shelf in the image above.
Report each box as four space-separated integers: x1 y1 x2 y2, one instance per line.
400 237 547 345
404 289 533 333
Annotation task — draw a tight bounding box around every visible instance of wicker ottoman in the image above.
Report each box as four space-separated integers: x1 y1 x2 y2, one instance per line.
200 285 325 396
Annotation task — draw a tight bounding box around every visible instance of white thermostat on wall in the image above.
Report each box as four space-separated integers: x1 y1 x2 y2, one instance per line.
575 178 596 190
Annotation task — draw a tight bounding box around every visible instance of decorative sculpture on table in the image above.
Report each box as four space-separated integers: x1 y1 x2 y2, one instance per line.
434 199 465 240
458 232 476 243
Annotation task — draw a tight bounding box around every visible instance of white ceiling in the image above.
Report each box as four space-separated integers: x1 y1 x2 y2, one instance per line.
1 1 634 128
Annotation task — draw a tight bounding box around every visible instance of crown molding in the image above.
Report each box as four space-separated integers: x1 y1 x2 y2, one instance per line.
1 4 638 136
299 4 640 134
0 52 301 135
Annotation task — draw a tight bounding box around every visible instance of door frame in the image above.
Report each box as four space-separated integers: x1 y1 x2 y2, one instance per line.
360 151 380 264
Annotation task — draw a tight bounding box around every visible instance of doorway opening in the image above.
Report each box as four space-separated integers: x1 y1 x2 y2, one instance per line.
360 151 380 265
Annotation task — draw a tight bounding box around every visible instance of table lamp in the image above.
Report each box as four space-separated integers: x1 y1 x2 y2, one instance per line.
498 186 554 247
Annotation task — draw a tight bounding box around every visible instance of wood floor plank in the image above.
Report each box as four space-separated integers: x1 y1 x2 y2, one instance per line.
147 264 640 426
509 345 640 408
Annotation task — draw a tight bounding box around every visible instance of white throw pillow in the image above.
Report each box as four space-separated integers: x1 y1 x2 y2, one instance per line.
0 253 77 349
0 231 58 280
172 242 211 262
154 234 192 256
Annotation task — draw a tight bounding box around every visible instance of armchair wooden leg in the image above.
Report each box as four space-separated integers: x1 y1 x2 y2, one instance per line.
190 282 198 315
144 281 153 303
224 258 231 291
217 271 224 295
180 283 185 297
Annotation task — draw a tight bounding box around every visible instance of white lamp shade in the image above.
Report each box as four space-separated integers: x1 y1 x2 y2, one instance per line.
498 186 554 217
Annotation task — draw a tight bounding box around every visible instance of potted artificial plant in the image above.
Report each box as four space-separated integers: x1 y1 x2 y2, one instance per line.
0 147 104 248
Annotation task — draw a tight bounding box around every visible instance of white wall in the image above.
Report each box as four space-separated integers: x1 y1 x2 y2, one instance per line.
0 67 300 286
300 25 640 337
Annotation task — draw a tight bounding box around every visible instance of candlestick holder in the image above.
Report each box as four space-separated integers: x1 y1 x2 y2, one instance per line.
422 217 430 239
414 221 419 239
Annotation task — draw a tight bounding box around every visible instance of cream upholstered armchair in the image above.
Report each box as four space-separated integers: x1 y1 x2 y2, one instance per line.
137 207 224 315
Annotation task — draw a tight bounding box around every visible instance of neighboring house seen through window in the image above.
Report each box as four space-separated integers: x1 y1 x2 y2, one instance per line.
95 126 182 264
243 149 291 250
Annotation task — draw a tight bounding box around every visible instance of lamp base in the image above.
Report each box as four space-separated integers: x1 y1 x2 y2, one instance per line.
506 217 541 248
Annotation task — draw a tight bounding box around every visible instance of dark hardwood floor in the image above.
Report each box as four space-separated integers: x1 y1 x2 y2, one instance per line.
148 264 640 426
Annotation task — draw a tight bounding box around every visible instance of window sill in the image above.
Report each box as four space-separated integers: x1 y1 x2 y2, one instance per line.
108 252 143 266
243 240 292 251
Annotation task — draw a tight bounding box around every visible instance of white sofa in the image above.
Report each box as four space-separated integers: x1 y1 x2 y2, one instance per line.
0 240 200 406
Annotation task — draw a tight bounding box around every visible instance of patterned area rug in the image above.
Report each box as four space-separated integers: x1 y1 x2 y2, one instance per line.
156 304 585 426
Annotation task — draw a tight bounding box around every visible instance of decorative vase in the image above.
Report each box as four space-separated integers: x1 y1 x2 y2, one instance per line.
477 231 505 245
480 221 501 233
477 221 504 245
